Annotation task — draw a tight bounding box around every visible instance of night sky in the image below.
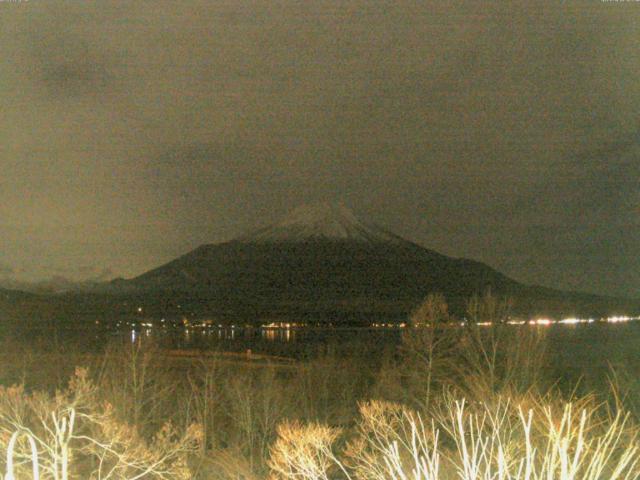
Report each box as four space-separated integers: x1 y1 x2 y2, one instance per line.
1 1 638 298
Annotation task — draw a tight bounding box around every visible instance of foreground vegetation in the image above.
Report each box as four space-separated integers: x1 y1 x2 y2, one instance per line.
1 294 639 479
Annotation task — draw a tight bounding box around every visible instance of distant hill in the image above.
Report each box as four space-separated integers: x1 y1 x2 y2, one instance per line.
0 287 49 322
111 203 639 320
0 271 116 295
3 204 636 324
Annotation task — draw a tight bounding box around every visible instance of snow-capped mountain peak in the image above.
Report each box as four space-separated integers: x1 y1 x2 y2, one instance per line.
239 202 400 243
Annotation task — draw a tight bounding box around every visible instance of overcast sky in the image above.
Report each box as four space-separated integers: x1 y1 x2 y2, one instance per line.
0 0 638 297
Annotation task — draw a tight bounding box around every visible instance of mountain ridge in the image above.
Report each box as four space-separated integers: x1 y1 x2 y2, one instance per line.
115 203 639 319
3 203 638 323
238 202 404 244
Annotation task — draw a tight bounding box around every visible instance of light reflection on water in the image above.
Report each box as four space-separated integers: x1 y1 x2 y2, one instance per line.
170 323 640 372
175 326 298 343
123 322 640 354
261 328 294 342
8 321 640 374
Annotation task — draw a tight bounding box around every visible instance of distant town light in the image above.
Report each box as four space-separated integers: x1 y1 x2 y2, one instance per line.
531 318 553 326
559 318 582 324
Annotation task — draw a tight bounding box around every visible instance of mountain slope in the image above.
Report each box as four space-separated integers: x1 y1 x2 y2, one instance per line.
119 203 638 318
237 202 402 244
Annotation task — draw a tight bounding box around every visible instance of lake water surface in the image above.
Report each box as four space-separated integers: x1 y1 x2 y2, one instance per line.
10 321 640 368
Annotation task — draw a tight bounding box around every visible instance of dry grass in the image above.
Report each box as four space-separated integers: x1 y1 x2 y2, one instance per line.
268 421 344 480
266 294 640 479
0 368 202 479
0 293 638 478
268 397 640 480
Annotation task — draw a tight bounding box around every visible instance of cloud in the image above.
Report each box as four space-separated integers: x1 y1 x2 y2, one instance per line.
0 1 639 296
0 263 14 276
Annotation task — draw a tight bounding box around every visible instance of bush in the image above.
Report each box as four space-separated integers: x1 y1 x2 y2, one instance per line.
0 368 202 480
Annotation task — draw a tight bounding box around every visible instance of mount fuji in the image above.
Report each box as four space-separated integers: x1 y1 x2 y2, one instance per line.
237 203 402 244
113 203 637 320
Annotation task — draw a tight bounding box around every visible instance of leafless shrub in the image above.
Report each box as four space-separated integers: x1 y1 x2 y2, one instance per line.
344 400 439 480
268 421 344 480
0 368 202 479
269 395 640 480
402 294 462 410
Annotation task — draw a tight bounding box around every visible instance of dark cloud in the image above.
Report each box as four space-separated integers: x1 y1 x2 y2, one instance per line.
0 0 639 297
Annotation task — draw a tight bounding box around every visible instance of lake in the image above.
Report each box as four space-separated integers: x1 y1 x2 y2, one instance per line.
7 319 640 369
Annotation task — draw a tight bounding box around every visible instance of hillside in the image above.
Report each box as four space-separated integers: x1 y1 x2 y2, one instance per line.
114 203 638 319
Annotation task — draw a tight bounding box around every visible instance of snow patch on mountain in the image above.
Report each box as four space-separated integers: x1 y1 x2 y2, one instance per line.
239 202 401 243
